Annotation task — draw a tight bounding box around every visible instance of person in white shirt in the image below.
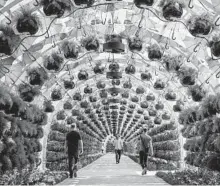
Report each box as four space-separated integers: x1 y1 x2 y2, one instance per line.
114 134 123 164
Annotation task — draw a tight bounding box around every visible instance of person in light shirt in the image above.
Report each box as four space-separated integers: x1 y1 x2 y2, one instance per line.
114 134 123 164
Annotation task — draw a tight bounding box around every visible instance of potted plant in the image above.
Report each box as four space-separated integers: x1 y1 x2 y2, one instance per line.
100 90 108 98
129 104 136 109
103 34 125 53
18 83 40 102
107 62 122 79
123 80 132 89
89 96 97 102
40 0 72 17
0 25 20 55
43 52 64 71
177 66 198 86
134 0 154 8
84 85 92 94
137 109 144 114
148 43 162 60
154 116 162 124
73 92 82 101
112 79 120 86
0 88 13 111
56 110 66 120
125 64 136 74
141 101 148 109
154 79 166 90
159 0 184 21
136 86 145 94
78 70 88 80
162 111 171 120
131 96 139 102
146 93 155 101
43 100 54 112
121 92 129 98
93 63 105 74
63 101 72 110
173 100 184 112
16 8 40 35
165 89 176 101
127 36 143 52
80 101 89 109
201 95 218 116
61 41 79 59
51 88 62 101
144 115 150 120
188 14 213 37
27 67 48 86
97 81 106 89
63 78 75 89
81 36 99 51
188 85 206 102
208 33 220 57
155 101 164 110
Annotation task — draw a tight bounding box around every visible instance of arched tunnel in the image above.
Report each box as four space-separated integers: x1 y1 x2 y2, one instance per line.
0 0 220 185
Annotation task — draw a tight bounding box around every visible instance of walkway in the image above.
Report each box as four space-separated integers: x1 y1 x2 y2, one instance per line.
59 153 169 186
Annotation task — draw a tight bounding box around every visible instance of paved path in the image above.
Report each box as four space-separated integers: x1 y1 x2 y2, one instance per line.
59 153 169 186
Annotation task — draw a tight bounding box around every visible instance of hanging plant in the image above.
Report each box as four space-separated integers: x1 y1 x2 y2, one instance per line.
72 109 80 116
159 0 184 21
165 89 177 101
73 92 82 101
141 71 152 81
103 34 125 53
66 116 75 125
177 66 198 86
134 0 154 8
78 70 89 80
131 96 139 102
129 104 136 109
63 101 73 110
16 8 40 35
112 79 120 86
149 109 157 116
188 85 206 102
162 55 182 72
146 93 155 101
40 0 72 17
154 116 162 124
144 115 150 120
61 41 79 59
140 101 148 109
154 79 166 90
125 64 136 74
27 67 48 86
51 88 62 101
109 62 120 72
18 83 40 102
100 90 108 98
80 101 89 108
136 86 145 94
121 92 129 98
123 80 132 89
128 36 143 51
89 96 97 102
120 99 127 105
173 100 184 112
137 109 144 114
84 85 92 94
0 25 20 55
201 95 218 117
0 88 13 111
162 112 171 120
56 110 66 120
43 52 64 71
63 78 75 89
81 35 99 51
97 81 106 89
93 63 105 74
188 14 213 37
148 43 162 60
43 100 54 112
208 34 220 57
155 101 164 110
74 0 94 7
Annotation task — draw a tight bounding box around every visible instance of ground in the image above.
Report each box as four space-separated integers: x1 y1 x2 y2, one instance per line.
59 153 169 186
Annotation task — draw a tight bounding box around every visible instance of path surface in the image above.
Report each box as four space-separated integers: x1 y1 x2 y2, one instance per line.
59 153 169 186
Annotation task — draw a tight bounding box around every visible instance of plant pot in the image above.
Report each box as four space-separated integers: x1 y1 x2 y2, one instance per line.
74 0 94 6
78 70 88 80
148 46 162 60
64 79 75 89
103 35 125 53
106 71 122 79
112 79 120 86
162 2 183 21
123 81 132 89
97 81 106 89
128 37 143 51
165 91 176 101
125 64 136 74
146 93 155 101
136 86 145 94
155 102 164 110
149 109 157 116
141 101 148 108
134 0 154 7
154 79 165 90
93 64 105 74
141 72 152 81
154 117 162 124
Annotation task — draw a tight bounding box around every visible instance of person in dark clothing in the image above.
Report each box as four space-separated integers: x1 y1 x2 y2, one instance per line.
139 126 153 175
65 124 83 178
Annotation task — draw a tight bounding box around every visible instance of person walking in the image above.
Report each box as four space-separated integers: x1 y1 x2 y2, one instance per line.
114 134 123 164
139 126 153 175
65 124 83 178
